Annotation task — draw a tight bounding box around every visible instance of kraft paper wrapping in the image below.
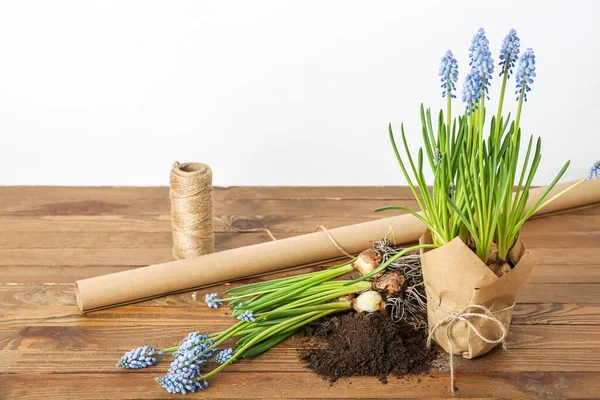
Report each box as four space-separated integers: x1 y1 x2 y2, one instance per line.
75 179 600 312
420 231 535 359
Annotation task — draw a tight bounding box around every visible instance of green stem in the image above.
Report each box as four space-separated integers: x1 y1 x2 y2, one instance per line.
210 322 253 349
467 107 474 158
224 259 354 294
220 288 281 303
234 327 263 336
160 346 179 354
446 91 451 132
514 86 525 144
159 328 228 354
271 282 371 311
477 95 487 224
494 64 509 143
263 301 351 320
235 265 354 314
200 311 325 380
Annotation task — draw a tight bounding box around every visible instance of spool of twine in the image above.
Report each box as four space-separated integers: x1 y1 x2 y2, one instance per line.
169 161 214 259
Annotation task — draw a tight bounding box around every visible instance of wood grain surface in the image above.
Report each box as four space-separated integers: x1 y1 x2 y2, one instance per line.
0 186 598 399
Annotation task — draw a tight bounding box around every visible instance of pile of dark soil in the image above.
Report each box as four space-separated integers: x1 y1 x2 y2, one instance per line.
299 311 436 383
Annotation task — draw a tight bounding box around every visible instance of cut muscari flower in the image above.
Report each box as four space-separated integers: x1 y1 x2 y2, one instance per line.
237 310 255 322
116 345 161 369
157 337 217 394
462 68 482 112
515 48 536 101
174 331 212 357
121 255 419 394
499 29 520 78
173 342 216 372
439 50 459 98
589 161 600 180
156 372 208 394
205 293 222 308
469 28 494 95
214 348 233 364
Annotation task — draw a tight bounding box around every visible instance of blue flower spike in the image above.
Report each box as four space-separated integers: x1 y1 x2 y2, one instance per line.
439 50 459 98
157 331 218 394
156 373 208 394
499 29 520 78
205 293 222 308
238 310 255 322
117 345 160 369
449 183 456 197
214 348 233 364
469 27 494 96
175 331 213 357
515 48 536 101
462 68 481 112
589 161 600 180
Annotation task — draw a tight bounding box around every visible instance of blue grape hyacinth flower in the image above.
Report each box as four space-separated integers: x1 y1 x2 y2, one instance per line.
589 161 600 180
157 333 217 394
515 48 536 101
499 29 520 78
238 310 255 322
462 68 482 112
214 348 233 364
175 331 213 357
469 28 494 95
117 345 161 369
156 373 209 394
439 50 459 98
205 293 222 308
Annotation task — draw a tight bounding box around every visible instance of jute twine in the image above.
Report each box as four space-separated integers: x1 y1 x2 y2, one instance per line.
217 221 399 260
214 220 357 260
426 296 514 394
170 161 214 259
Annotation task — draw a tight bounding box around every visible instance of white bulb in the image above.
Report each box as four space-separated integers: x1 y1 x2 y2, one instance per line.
352 290 386 313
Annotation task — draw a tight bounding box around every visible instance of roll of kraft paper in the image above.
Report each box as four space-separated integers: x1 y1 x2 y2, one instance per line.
75 179 600 312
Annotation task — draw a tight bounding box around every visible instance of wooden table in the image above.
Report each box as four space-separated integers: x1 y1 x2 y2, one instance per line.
1 186 599 399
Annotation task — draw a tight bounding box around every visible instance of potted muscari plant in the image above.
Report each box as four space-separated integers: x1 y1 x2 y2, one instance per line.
380 28 584 371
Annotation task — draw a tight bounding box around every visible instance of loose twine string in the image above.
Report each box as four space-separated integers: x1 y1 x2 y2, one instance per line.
213 220 398 260
212 222 370 260
426 296 514 394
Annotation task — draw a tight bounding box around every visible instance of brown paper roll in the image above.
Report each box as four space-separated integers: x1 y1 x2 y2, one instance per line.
75 179 600 312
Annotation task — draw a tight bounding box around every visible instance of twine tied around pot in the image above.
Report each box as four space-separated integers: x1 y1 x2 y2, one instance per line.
170 161 214 259
215 221 357 260
426 297 514 394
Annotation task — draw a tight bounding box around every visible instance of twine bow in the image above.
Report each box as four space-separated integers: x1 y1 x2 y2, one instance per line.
426 296 515 394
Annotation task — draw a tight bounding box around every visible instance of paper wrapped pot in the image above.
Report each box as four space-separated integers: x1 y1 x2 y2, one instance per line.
420 230 536 359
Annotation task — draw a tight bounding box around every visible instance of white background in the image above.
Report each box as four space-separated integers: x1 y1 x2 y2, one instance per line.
0 0 598 186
